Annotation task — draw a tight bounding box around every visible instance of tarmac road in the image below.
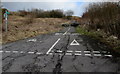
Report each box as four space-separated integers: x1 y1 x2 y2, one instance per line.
1 26 120 73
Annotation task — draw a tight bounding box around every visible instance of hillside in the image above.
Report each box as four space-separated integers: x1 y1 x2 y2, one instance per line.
1 15 69 44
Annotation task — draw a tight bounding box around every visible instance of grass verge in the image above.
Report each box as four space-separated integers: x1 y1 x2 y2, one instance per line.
76 26 120 54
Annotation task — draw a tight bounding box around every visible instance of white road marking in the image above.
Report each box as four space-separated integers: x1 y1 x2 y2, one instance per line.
63 31 67 35
63 28 70 35
94 54 101 56
55 33 63 35
70 39 80 45
55 33 60 35
5 51 11 53
75 51 81 53
36 52 42 55
65 53 72 55
27 39 37 42
56 50 62 53
12 51 18 53
67 51 73 52
85 54 91 56
46 38 61 54
28 52 34 54
0 51 3 53
84 51 90 53
104 55 112 57
1 49 113 58
75 53 81 56
93 51 100 53
20 51 24 53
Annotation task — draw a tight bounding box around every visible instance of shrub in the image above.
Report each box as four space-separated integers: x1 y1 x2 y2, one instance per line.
82 2 120 38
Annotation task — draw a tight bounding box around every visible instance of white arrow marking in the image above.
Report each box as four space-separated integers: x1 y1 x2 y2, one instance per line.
70 39 80 45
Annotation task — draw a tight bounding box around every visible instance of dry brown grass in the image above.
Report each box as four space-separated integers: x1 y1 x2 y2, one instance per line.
2 15 68 44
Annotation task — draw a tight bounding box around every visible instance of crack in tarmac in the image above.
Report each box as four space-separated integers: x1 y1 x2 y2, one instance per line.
53 35 70 73
2 27 120 72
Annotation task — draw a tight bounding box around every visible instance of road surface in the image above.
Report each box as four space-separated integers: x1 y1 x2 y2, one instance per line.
1 26 120 73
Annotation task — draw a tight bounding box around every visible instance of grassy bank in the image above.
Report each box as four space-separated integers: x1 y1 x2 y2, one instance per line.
1 15 69 44
76 26 120 54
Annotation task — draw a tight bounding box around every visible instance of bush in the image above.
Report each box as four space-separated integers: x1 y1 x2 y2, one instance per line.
17 9 73 19
82 2 120 38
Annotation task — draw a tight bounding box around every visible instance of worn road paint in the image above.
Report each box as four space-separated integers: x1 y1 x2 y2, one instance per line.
46 38 61 54
70 39 80 46
63 28 70 35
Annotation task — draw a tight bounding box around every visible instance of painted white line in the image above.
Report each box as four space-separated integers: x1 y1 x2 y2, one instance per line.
27 39 37 42
55 33 63 35
63 28 70 35
63 31 67 35
0 51 3 53
75 51 81 53
46 38 61 54
75 53 82 56
65 53 72 55
12 51 18 53
55 33 60 35
5 51 11 53
20 51 24 53
57 50 62 53
85 54 91 56
67 51 73 53
104 55 112 57
36 52 42 55
84 51 90 53
94 54 101 56
28 52 34 54
93 51 100 53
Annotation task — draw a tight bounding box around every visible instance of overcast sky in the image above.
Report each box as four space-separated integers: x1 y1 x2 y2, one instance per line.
2 2 90 16
1 0 119 16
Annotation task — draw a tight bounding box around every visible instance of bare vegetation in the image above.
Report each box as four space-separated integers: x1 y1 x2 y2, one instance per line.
1 8 74 44
82 2 120 38
2 14 69 44
15 9 74 19
79 2 120 53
